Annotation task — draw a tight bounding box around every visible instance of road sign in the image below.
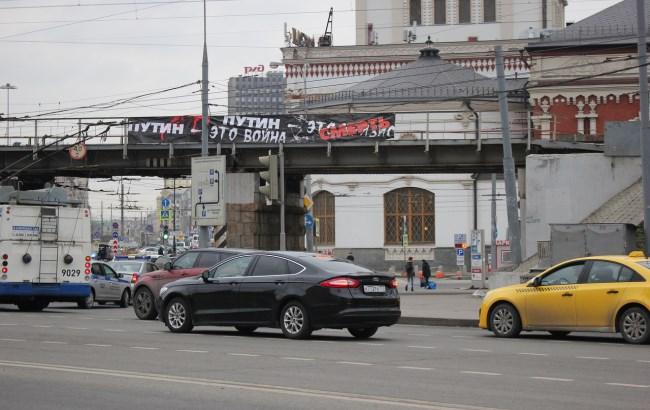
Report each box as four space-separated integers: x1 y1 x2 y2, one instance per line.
456 248 465 266
160 210 170 221
112 231 118 239
161 198 171 209
454 233 467 246
112 222 119 230
304 213 314 229
401 233 409 247
192 156 226 226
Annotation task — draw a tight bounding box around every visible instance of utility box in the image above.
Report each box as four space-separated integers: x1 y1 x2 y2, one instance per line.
550 223 637 265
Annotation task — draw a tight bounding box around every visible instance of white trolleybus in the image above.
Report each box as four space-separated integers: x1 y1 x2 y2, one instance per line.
0 186 92 311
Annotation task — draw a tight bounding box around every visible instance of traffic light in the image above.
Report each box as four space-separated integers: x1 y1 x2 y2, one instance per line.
162 225 169 240
258 154 279 201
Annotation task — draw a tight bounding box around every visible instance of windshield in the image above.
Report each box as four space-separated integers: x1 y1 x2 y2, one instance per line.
301 255 373 274
110 262 142 272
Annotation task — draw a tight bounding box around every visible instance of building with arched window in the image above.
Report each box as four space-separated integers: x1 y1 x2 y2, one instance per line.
310 175 508 272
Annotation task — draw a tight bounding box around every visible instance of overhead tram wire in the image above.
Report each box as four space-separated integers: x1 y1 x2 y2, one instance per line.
7 48 638 120
5 29 642 117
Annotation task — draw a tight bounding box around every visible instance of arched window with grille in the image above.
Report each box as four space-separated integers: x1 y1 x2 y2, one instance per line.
384 188 435 245
313 191 335 246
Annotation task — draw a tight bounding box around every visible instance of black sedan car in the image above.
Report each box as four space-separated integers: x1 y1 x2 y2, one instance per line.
157 251 400 339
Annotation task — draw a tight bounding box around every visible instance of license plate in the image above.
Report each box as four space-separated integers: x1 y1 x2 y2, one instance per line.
363 285 386 293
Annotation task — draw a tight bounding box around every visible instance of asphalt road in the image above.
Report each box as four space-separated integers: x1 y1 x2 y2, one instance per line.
0 303 648 410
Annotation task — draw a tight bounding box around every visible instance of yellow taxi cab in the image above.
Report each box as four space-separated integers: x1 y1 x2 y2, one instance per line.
479 252 650 344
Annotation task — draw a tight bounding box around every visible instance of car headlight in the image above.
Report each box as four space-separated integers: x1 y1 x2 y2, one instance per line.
160 286 169 296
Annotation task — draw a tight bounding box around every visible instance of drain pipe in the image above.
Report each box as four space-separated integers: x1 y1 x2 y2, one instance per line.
465 101 481 151
471 173 479 230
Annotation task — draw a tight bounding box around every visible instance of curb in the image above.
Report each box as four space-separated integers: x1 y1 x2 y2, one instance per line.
398 316 478 327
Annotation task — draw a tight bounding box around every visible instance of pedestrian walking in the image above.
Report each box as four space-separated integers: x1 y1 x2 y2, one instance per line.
346 251 355 262
158 246 164 256
421 259 431 288
405 256 415 292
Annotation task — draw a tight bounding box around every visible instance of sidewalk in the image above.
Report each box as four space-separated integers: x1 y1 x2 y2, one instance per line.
395 278 481 327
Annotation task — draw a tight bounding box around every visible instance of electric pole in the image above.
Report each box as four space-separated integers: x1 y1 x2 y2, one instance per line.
637 0 650 255
495 46 522 267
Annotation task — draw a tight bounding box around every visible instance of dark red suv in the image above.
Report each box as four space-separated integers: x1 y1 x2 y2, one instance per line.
133 248 243 320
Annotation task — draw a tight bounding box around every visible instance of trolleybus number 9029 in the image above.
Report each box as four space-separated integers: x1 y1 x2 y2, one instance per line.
61 269 81 277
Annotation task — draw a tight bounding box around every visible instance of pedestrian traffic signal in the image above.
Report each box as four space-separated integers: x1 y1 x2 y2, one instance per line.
162 225 169 240
258 154 279 201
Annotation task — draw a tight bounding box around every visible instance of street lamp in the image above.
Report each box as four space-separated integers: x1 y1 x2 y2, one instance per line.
0 83 17 145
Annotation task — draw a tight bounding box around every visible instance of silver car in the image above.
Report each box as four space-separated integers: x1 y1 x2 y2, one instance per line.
109 259 158 290
78 262 131 309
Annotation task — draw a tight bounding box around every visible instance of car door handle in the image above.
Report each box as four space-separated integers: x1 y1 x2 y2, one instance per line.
561 292 573 297
274 281 286 285
607 290 619 294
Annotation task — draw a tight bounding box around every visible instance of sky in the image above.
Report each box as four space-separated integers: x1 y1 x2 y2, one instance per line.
0 0 622 216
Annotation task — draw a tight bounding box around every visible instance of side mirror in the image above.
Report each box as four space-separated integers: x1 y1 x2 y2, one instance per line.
201 270 210 283
164 262 173 271
529 276 542 287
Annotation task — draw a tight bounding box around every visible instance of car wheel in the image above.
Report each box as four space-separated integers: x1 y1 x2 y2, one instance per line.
235 326 258 335
280 301 311 339
97 301 106 306
119 290 130 308
77 291 95 309
549 331 570 338
619 307 650 344
133 287 157 320
348 327 378 339
164 297 193 333
489 303 521 338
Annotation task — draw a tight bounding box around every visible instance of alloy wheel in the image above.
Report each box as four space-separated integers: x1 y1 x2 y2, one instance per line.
493 307 514 334
622 311 647 343
283 306 304 335
167 302 186 330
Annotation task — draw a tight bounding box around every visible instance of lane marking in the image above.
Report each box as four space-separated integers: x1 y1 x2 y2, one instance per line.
130 346 159 350
84 344 111 347
576 356 609 360
228 353 260 357
460 371 502 376
530 377 574 382
606 383 649 389
408 346 436 349
143 331 165 334
356 342 384 346
518 353 548 357
311 340 334 344
103 319 121 321
636 360 650 364
41 341 67 345
408 333 430 337
0 360 505 410
65 327 89 330
282 357 315 361
0 338 25 342
337 361 373 366
32 325 53 328
103 329 125 332
176 349 208 353
398 366 434 371
451 335 471 339
0 323 17 326
461 349 491 353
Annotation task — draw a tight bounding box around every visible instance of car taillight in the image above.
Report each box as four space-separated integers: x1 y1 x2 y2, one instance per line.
131 273 139 284
388 278 398 288
320 277 361 288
